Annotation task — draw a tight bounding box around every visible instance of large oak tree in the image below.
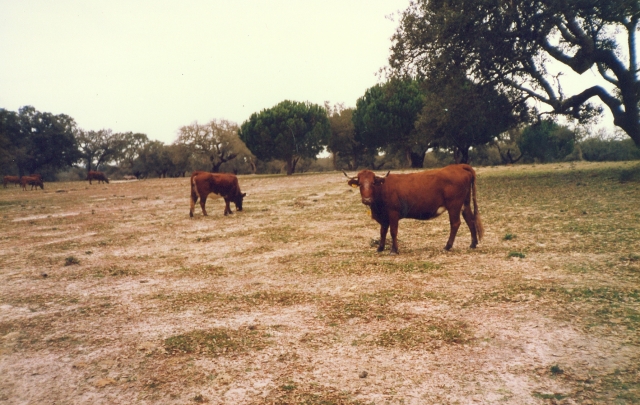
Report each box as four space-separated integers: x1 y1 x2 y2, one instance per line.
175 119 252 173
0 106 79 177
389 0 640 147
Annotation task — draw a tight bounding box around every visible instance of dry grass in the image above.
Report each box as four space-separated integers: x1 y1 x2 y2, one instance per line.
1 161 639 404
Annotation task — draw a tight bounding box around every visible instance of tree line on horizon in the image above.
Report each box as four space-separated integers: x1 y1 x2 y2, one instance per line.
2 1 638 180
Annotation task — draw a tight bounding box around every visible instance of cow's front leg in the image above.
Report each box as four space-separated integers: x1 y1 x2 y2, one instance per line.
445 208 462 250
223 199 232 216
378 222 389 252
389 214 400 255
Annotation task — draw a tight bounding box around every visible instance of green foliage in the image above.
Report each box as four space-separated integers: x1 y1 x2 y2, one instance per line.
508 252 526 259
353 78 427 168
326 103 371 170
0 106 80 178
75 128 128 172
580 135 640 162
518 120 576 163
417 74 524 163
239 100 330 175
389 0 640 147
64 256 80 266
175 119 253 173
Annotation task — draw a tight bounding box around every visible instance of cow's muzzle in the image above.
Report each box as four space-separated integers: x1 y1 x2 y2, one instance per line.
361 197 373 205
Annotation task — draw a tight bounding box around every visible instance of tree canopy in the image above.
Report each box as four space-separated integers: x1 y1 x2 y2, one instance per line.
175 119 252 173
417 73 526 163
239 100 330 175
326 103 373 170
389 0 640 147
352 78 427 168
0 106 79 178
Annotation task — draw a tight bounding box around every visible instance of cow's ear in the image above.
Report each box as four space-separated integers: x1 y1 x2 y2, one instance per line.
374 176 386 185
347 178 359 188
242 193 246 197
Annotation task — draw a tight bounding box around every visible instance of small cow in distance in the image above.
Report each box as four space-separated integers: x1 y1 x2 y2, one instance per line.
3 175 21 188
344 164 483 254
190 171 246 217
86 171 109 184
21 175 44 191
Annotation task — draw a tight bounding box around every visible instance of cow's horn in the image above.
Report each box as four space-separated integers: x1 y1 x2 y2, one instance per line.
343 171 353 179
383 171 390 177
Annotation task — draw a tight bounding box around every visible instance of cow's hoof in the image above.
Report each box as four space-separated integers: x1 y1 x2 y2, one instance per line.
469 244 477 249
389 250 398 256
377 247 385 252
444 245 452 251
189 212 193 218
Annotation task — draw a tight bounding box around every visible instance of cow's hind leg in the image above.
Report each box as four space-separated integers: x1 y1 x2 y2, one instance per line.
199 195 208 216
378 222 389 252
190 192 198 217
445 208 462 250
462 203 479 248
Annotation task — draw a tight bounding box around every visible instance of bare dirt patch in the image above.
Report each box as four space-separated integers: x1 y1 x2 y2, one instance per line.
1 162 639 404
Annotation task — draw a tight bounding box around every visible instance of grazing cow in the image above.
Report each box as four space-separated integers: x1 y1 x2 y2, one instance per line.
20 176 44 191
344 164 483 254
123 175 137 180
3 175 21 188
86 171 109 184
190 171 246 217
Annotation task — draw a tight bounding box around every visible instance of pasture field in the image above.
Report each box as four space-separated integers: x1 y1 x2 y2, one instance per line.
1 161 639 404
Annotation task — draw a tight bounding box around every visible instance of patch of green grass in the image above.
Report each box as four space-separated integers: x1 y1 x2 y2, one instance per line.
503 233 516 241
164 326 271 356
550 364 564 375
507 251 525 259
64 256 80 266
373 318 472 350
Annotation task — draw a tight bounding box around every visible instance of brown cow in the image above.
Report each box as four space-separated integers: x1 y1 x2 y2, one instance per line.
21 176 44 191
189 171 246 217
345 164 483 254
3 175 21 188
86 171 109 184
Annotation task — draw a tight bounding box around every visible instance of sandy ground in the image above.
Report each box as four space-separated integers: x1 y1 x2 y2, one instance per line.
1 162 639 404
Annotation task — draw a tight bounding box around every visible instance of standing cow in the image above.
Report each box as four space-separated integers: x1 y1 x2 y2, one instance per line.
3 175 21 188
344 164 483 254
189 171 246 217
20 176 44 191
86 171 109 184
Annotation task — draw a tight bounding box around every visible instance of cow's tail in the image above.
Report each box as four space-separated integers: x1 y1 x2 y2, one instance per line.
471 172 484 242
189 175 200 217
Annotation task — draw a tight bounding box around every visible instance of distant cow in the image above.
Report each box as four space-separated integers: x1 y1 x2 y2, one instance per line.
344 164 483 254
21 176 44 191
86 171 109 184
190 171 246 217
123 175 137 180
3 175 21 188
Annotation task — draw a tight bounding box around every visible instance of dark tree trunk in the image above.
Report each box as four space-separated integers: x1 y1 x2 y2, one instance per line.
286 156 300 175
409 151 425 168
455 147 470 164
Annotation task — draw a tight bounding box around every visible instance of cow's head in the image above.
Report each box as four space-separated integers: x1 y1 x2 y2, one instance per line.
233 192 247 211
344 170 389 206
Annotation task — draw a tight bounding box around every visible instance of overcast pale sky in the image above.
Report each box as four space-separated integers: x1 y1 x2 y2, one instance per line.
2 0 628 147
0 0 412 144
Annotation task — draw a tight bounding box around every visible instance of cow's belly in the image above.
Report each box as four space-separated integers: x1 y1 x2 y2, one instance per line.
404 205 446 220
